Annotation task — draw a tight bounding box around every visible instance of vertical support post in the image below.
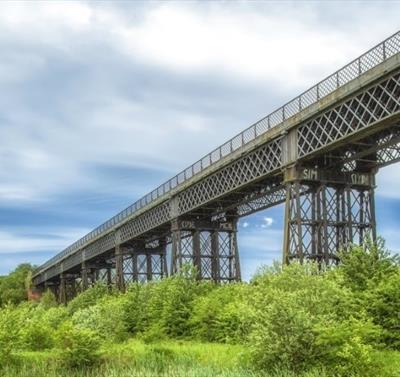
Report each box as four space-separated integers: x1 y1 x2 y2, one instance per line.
211 230 220 282
160 237 168 278
231 218 241 282
369 186 377 242
171 221 181 275
59 274 67 305
282 183 291 265
146 252 153 281
131 253 138 282
192 229 201 279
81 262 89 291
115 244 125 292
106 267 112 287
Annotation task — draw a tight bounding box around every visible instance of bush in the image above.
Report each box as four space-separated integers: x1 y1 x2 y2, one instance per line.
0 305 21 364
41 306 69 329
249 263 369 374
316 317 381 376
56 322 101 368
67 283 109 314
72 296 128 343
190 283 252 343
39 289 58 309
20 321 54 351
338 239 398 292
367 270 400 349
123 266 212 340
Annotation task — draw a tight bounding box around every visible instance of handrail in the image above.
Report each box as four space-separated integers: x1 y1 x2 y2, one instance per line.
33 31 400 277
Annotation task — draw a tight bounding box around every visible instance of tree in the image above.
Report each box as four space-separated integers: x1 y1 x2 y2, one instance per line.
0 264 35 306
338 239 399 292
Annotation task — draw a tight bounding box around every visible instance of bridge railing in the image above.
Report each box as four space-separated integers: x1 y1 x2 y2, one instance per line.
34 31 400 277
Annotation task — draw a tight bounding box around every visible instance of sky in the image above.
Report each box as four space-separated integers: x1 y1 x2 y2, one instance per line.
0 1 400 281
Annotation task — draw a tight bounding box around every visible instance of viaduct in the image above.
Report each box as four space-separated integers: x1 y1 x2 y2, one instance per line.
32 32 400 303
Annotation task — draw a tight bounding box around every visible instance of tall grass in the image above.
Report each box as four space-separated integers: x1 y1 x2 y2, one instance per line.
3 340 332 377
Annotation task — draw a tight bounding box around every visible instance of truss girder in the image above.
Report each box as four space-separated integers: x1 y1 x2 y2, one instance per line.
177 138 283 215
297 72 400 157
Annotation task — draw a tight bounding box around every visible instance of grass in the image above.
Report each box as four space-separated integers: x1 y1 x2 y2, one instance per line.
3 339 400 377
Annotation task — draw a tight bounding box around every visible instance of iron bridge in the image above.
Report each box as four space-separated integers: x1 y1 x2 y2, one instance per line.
32 32 400 303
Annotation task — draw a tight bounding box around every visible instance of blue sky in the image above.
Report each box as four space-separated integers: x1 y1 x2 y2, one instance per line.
1 1 400 281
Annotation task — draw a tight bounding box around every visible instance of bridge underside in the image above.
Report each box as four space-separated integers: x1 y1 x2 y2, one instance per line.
34 50 400 304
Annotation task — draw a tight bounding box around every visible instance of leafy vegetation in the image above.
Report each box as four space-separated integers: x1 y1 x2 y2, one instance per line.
0 263 34 306
0 241 399 376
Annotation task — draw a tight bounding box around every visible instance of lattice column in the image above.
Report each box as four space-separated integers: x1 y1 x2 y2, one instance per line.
115 244 125 291
58 274 67 305
171 218 241 282
122 240 168 285
81 261 89 291
283 166 376 264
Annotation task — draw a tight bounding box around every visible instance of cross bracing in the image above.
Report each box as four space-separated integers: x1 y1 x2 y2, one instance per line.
33 32 400 299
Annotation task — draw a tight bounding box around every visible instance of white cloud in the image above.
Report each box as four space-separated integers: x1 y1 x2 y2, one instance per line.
0 2 397 207
0 227 90 254
114 4 398 89
242 221 250 228
261 217 274 228
376 165 400 199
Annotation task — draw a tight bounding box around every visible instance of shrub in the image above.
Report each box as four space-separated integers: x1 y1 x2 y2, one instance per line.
0 305 21 364
41 306 69 329
39 289 58 309
56 322 101 368
123 266 212 340
72 296 128 343
20 320 54 351
190 283 252 343
367 270 400 349
249 263 364 373
67 283 109 314
315 317 381 376
338 239 398 292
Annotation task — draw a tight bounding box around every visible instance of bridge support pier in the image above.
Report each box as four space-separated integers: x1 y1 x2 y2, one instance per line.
114 239 168 290
283 166 376 264
171 217 241 282
123 240 168 284
58 273 77 304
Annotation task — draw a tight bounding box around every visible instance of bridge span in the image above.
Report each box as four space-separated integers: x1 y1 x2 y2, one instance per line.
33 32 400 303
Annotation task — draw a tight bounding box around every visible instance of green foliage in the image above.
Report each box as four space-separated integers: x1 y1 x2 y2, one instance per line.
338 239 398 292
40 290 58 309
249 262 378 375
315 317 381 376
123 266 212 339
20 319 54 351
67 283 109 314
72 296 128 343
41 306 69 329
0 264 35 306
367 270 400 349
190 283 253 343
0 305 22 364
56 322 101 368
1 239 399 376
